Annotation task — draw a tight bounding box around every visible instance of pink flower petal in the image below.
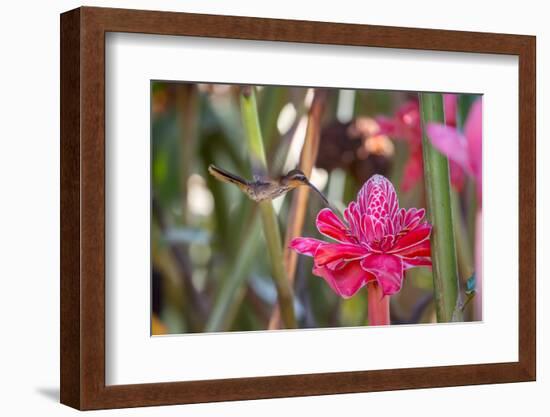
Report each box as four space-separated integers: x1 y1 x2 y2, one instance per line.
373 221 384 241
316 208 351 243
344 202 362 239
392 223 431 253
313 261 375 299
394 237 431 259
465 99 482 171
376 102 425 192
359 174 399 219
443 94 458 127
402 256 432 268
380 234 396 252
396 101 422 145
401 149 423 192
289 237 325 257
465 98 482 201
426 123 471 173
360 254 404 296
375 116 398 136
314 243 368 267
400 207 425 231
449 160 465 191
362 215 377 243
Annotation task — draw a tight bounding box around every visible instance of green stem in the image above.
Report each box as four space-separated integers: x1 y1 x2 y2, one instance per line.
473 210 483 321
457 95 478 250
240 87 297 329
465 175 478 249
205 215 261 332
419 93 462 322
259 86 288 152
451 189 474 283
367 282 390 326
240 87 268 174
268 89 327 330
176 84 199 223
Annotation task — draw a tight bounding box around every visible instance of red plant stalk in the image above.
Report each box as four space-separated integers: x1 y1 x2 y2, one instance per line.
367 282 390 326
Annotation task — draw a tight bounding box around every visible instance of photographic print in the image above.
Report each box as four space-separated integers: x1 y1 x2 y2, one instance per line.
151 82 482 335
60 8 535 408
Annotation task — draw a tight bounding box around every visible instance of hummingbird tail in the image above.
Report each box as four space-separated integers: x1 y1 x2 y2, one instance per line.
208 165 249 188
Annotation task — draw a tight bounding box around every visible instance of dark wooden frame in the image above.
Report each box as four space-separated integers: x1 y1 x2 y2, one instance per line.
60 6 536 410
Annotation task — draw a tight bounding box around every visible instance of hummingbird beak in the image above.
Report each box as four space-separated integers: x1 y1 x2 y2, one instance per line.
303 179 331 207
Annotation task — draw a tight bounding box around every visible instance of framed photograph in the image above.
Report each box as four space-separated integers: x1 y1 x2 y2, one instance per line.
60 6 536 410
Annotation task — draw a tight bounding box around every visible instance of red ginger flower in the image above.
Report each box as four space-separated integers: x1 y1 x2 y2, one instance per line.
290 174 432 297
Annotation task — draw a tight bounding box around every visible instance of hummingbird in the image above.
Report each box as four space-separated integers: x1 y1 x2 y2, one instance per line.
208 164 331 207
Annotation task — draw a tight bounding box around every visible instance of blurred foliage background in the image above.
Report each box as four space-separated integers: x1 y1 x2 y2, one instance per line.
151 82 479 335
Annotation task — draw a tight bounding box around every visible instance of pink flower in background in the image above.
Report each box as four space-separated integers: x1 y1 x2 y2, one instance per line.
427 97 483 322
376 101 423 192
376 101 423 145
427 98 482 203
290 175 432 297
376 95 464 192
442 94 466 190
444 94 458 127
